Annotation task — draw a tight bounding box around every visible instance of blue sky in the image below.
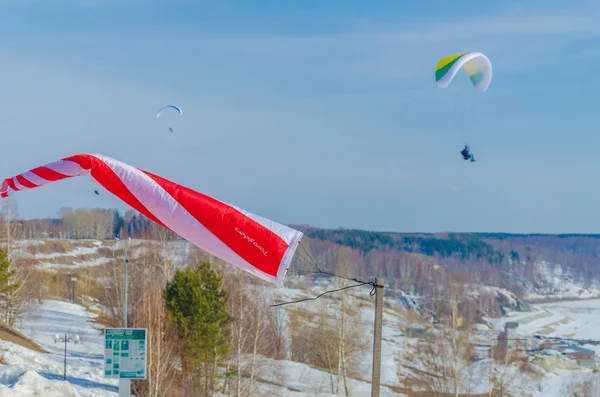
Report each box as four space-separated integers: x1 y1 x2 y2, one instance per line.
1 0 600 233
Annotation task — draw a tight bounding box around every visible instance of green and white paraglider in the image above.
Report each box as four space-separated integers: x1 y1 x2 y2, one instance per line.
435 52 492 92
435 52 492 162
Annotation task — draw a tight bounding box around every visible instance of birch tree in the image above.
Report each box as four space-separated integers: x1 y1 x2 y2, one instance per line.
101 240 127 325
130 243 181 397
288 280 367 395
222 270 279 397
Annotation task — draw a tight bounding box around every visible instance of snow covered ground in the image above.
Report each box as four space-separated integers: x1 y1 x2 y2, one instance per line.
486 299 600 397
3 239 600 396
526 261 600 300
492 298 600 340
0 290 593 396
0 297 410 397
0 300 118 397
19 238 194 271
243 357 407 397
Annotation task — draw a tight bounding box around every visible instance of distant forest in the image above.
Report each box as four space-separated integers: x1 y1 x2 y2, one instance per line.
7 207 600 302
291 226 600 300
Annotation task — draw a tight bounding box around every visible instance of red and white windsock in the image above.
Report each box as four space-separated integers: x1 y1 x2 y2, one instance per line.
0 153 303 285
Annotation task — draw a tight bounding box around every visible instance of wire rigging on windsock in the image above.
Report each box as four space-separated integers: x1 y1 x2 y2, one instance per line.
271 242 383 308
271 281 373 307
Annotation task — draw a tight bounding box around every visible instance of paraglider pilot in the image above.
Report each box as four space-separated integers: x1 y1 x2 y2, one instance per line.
461 145 470 159
461 145 475 162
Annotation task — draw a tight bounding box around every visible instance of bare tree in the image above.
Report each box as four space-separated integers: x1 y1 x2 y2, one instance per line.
147 225 177 285
28 269 54 304
0 200 32 326
490 344 531 397
410 285 481 397
287 280 367 395
336 279 350 396
222 270 279 397
61 208 114 239
271 307 288 360
561 373 600 397
99 239 128 325
130 242 181 397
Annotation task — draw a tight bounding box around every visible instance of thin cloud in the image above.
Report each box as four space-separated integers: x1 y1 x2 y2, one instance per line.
148 12 600 83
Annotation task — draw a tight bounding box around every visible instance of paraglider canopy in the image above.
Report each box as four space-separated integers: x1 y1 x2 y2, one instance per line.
435 52 492 92
156 105 182 118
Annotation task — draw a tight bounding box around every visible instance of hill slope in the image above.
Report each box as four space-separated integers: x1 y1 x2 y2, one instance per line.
290 226 600 302
13 211 600 302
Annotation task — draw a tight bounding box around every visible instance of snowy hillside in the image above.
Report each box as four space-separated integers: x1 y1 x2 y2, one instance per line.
526 261 600 301
0 300 118 397
17 238 600 302
0 238 597 396
17 238 193 270
0 298 596 396
0 297 410 396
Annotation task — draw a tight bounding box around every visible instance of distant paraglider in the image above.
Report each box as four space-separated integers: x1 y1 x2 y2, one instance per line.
94 190 100 195
435 52 492 92
156 105 182 133
436 52 492 162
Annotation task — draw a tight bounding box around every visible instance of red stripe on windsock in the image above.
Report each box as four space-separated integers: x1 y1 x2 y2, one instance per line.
16 175 39 189
5 179 19 192
64 154 170 231
140 169 289 278
30 166 71 182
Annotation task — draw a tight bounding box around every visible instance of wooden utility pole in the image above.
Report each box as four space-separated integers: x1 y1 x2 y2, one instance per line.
371 278 384 397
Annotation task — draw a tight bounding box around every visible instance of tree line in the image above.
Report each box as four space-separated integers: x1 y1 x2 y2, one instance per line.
294 225 600 301
17 207 600 295
14 207 167 241
13 205 600 315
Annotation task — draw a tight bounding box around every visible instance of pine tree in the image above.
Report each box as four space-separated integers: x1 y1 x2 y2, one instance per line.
112 209 124 238
164 261 231 396
0 248 21 325
0 249 19 295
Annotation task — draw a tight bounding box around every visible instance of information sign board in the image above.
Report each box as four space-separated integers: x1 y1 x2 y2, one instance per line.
104 328 147 379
